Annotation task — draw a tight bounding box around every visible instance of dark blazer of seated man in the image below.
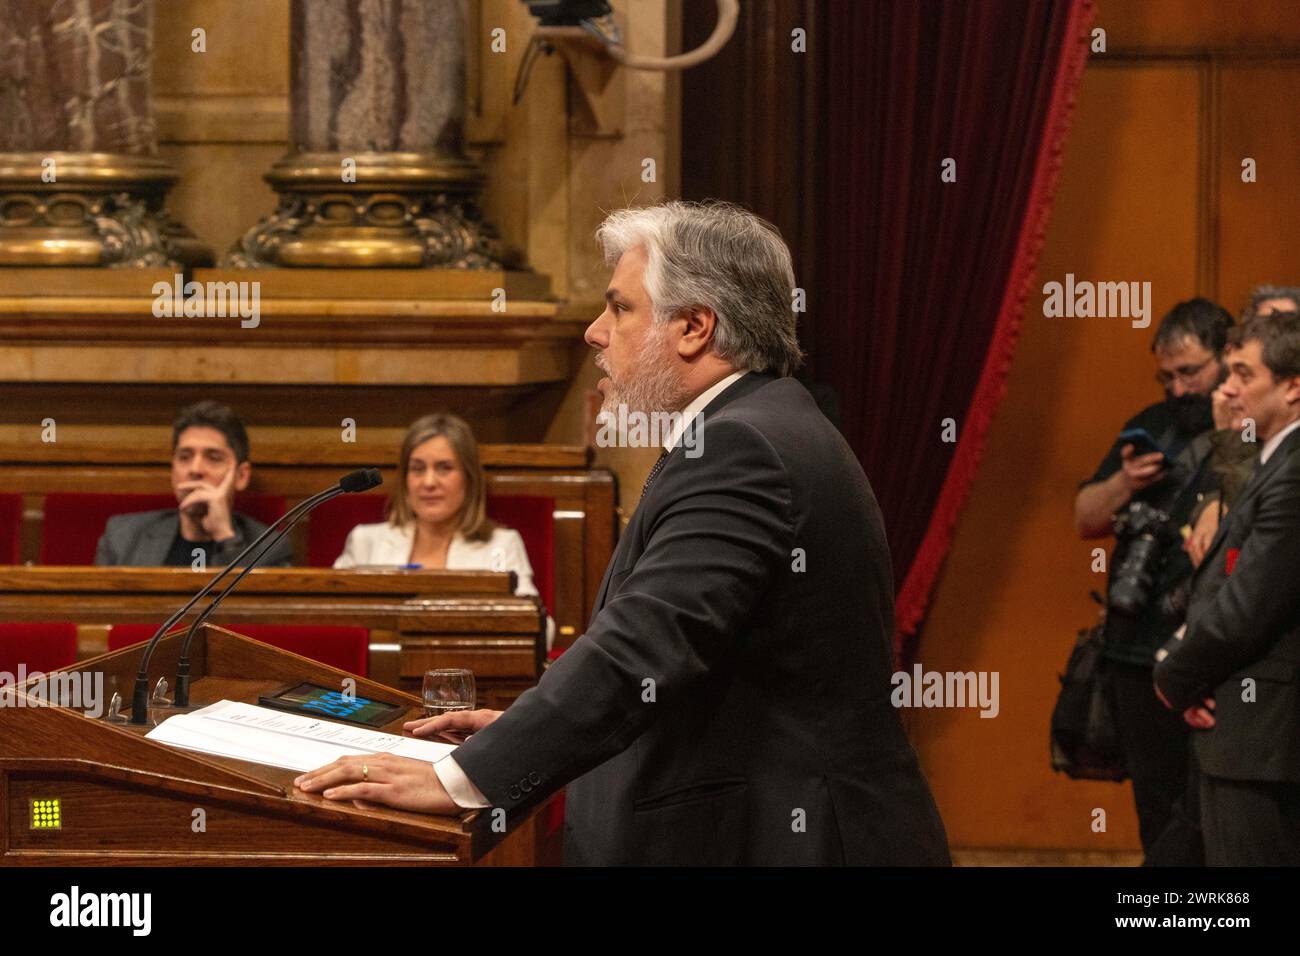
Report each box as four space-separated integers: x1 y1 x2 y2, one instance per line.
94 400 291 568
1154 311 1300 865
295 201 950 866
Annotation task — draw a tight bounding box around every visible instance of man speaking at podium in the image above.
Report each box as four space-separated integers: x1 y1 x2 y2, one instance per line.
296 201 950 866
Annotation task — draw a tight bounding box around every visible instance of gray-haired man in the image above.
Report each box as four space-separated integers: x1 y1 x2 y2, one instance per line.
296 201 950 865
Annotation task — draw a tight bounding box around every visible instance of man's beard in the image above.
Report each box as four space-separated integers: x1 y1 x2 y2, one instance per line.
599 323 692 416
1166 392 1214 434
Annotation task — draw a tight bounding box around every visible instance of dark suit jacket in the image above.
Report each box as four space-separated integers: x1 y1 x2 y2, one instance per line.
453 372 950 865
1154 425 1300 783
93 509 292 568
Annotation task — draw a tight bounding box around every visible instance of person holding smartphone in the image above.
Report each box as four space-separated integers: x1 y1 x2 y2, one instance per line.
1074 298 1232 865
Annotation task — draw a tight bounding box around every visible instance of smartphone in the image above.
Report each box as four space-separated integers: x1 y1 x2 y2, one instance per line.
1117 427 1170 464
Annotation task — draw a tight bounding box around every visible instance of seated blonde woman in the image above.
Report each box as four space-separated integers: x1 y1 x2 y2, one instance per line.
334 415 544 624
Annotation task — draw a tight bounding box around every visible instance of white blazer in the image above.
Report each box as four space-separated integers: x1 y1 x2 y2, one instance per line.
332 522 539 597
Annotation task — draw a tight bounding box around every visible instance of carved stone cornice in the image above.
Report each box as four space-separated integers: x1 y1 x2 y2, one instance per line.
0 267 579 387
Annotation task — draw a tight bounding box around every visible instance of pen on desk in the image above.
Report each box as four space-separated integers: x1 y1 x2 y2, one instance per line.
401 563 422 569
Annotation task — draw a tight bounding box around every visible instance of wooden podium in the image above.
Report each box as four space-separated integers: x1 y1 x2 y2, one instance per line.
0 624 541 866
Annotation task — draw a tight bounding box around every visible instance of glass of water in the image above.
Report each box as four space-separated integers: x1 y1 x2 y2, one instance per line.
422 668 476 718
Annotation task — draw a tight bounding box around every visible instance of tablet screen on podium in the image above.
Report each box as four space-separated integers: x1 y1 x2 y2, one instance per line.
257 683 404 728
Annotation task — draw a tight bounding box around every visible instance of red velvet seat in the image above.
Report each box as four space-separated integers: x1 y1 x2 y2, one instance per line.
0 493 22 564
107 623 177 650
305 495 387 567
486 495 555 613
306 493 555 612
41 492 287 565
108 622 369 677
0 622 79 675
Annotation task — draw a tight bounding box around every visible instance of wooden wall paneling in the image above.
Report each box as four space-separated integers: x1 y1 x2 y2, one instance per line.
1200 56 1220 298
0 568 543 705
1217 61 1300 307
1099 0 1300 52
915 60 1205 851
0 384 556 439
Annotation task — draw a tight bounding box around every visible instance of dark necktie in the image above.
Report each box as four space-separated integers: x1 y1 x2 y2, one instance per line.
640 450 670 502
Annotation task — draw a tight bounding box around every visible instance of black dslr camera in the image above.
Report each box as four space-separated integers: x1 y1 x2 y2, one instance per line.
1107 501 1185 621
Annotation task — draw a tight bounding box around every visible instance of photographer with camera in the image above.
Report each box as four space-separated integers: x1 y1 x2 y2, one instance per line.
1074 298 1233 864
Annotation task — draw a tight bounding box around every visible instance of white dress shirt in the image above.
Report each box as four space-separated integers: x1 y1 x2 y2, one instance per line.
436 371 749 810
1259 417 1300 465
662 370 746 451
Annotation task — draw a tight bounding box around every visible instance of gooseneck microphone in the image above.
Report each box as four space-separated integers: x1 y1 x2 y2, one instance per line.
129 468 383 724
169 467 383 707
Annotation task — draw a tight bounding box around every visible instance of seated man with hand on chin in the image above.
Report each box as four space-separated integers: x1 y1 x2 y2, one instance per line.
95 401 291 568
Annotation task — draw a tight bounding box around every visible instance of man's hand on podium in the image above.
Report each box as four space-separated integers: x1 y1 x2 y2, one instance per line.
293 754 459 815
404 707 502 743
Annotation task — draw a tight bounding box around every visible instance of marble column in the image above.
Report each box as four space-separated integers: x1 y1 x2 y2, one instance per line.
0 0 210 267
226 0 507 268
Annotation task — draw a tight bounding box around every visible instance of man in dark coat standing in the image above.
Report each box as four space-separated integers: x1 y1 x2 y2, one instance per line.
1155 310 1300 865
297 200 950 866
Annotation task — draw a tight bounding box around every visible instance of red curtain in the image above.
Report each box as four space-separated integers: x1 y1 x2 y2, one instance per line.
815 0 1094 654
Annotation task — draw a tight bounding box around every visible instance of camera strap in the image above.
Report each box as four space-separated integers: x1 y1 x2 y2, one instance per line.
1163 427 1214 519
1134 418 1212 518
